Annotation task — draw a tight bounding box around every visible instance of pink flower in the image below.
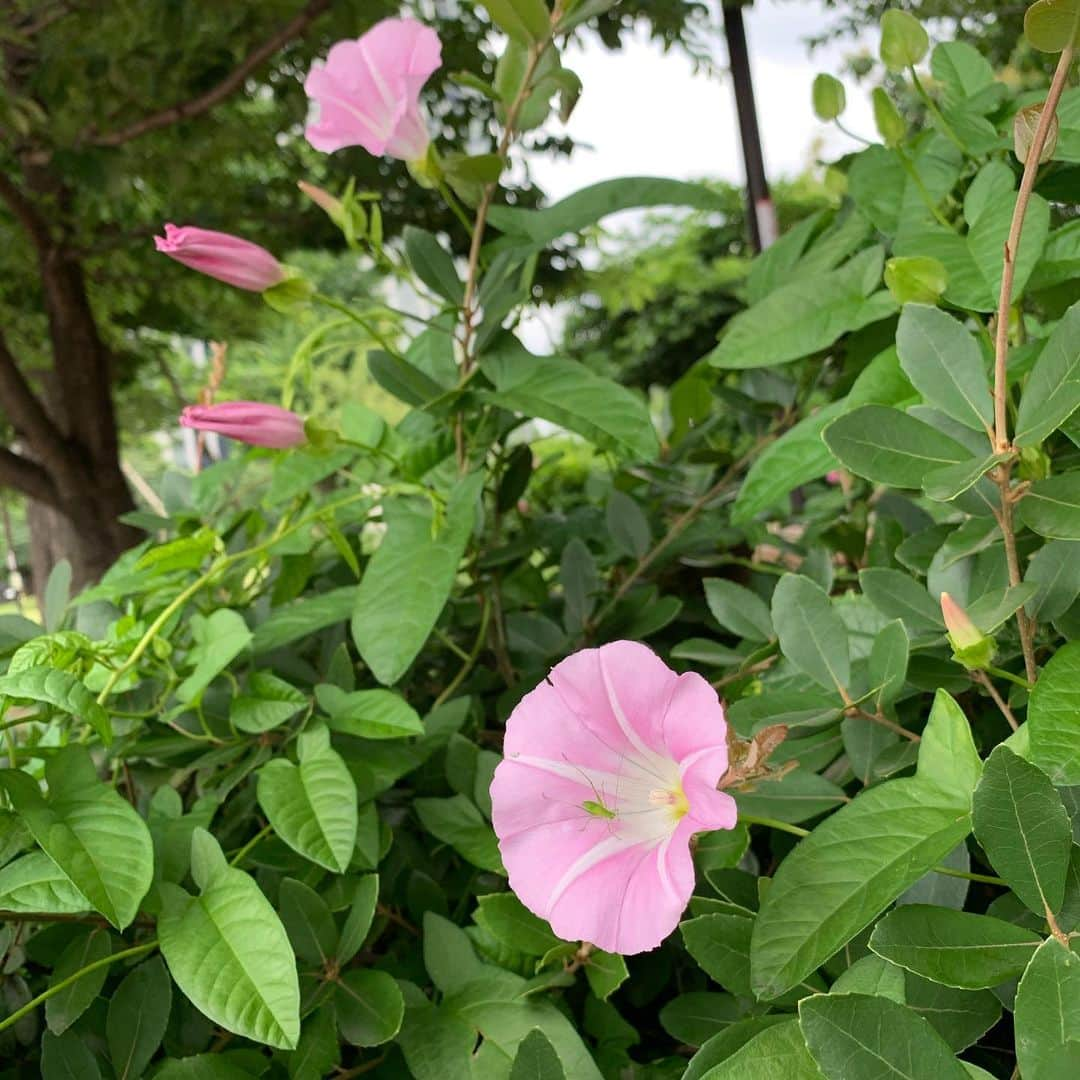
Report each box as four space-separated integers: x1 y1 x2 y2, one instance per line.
490 641 736 955
180 402 306 449
304 18 442 160
154 225 285 292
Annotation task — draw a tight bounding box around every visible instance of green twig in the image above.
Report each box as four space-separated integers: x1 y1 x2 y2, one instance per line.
896 145 952 229
433 597 491 709
909 66 966 153
229 823 273 867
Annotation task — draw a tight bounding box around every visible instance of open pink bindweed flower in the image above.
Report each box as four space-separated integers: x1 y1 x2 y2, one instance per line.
154 225 285 292
304 18 442 160
180 402 306 449
490 641 736 955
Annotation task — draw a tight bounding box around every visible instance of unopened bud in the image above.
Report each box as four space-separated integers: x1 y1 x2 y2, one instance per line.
873 88 906 148
298 181 345 226
941 592 996 670
812 73 846 122
1014 103 1059 165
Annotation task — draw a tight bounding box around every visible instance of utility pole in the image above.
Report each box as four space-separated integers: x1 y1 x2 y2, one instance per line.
722 3 778 252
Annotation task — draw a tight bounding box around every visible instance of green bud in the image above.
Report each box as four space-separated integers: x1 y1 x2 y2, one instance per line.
407 143 444 190
941 592 996 671
880 10 930 71
262 272 314 316
302 418 340 454
1025 0 1080 53
1018 445 1052 482
872 87 906 147
812 73 847 121
884 256 948 305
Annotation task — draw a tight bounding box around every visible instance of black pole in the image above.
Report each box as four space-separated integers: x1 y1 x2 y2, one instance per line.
722 3 778 252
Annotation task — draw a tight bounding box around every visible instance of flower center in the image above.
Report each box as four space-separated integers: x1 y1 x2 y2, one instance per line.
648 785 690 821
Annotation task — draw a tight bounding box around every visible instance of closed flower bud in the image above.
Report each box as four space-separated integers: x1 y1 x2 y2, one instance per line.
180 402 306 449
941 592 995 670
155 225 285 292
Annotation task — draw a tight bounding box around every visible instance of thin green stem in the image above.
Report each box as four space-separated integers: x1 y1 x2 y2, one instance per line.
896 145 952 229
985 665 1032 691
931 866 1006 887
739 815 810 837
312 293 403 358
0 940 158 1034
433 597 491 709
834 119 873 146
229 823 273 867
909 66 965 152
437 180 474 235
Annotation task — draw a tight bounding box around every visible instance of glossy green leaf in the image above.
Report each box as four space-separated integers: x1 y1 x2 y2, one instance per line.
924 453 1008 502
904 973 1000 1051
231 672 306 734
859 567 943 638
704 579 773 642
257 722 358 873
733 769 848 825
1028 641 1080 784
824 406 969 488
0 747 152 930
46 928 112 1034
799 993 968 1080
0 667 111 744
869 619 910 709
316 685 424 739
0 852 89 914
279 877 338 965
289 1008 340 1080
1014 938 1080 1078
40 1031 101 1080
750 700 974 999
352 472 482 685
829 954 906 1001
1024 540 1080 621
1018 475 1080 539
1016 302 1080 447
404 226 464 303
415 795 503 873
697 1019 824 1079
481 339 660 460
252 586 358 653
869 905 1042 988
584 950 629 1001
771 574 849 692
159 829 300 1049
659 991 742 1046
972 746 1072 917
475 893 560 956
337 874 379 965
605 489 651 559
682 915 753 998
176 609 251 703
336 969 404 1046
106 956 172 1080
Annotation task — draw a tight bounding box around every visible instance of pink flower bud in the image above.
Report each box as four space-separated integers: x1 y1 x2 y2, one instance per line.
826 470 844 486
297 181 344 224
940 592 981 650
304 18 441 161
180 402 306 449
155 225 285 292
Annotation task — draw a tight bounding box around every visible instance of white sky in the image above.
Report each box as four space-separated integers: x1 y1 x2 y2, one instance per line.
530 0 876 198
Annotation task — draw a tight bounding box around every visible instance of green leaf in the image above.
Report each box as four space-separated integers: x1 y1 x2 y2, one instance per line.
336 969 404 1046
316 685 424 739
904 973 1000 1051
917 691 982 801
0 667 111 744
415 794 503 873
869 619 909 709
337 873 379 965
798 993 968 1080
682 915 753 998
289 1008 340 1080
1014 938 1080 1079
869 905 1042 988
106 956 171 1080
696 1019 824 1079
584 950 628 1001
43 558 71 633
153 1055 254 1079
824 406 969 488
659 991 742 1046
0 746 152 929
771 574 849 692
488 177 728 250
880 10 930 70
368 349 447 408
605 489 651 559
704 579 773 641
707 248 897 370
750 700 973 999
176 609 252 703
252 586 357 653
475 893 560 956
1026 0 1080 52
40 1031 101 1080
924 452 1009 502
829 954 906 1001
0 852 89 914
859 567 944 639
1028 641 1080 784
511 1028 566 1080
1016 303 1080 447
1024 541 1080 621
972 746 1072 917
896 305 993 432
231 672 307 734
159 829 300 1049
481 338 660 460
812 73 846 121
46 928 113 1034
733 769 849 825
352 472 482 686
279 877 338 965
257 722 358 873
1018 475 1080 539
481 0 550 43
404 226 464 303
885 256 948 305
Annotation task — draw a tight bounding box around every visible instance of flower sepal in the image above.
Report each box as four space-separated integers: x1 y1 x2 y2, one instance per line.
262 271 314 315
407 143 445 190
941 592 996 671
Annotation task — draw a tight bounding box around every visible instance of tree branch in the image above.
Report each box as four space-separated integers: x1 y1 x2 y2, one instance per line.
0 447 59 506
84 0 332 148
0 329 70 468
0 171 51 251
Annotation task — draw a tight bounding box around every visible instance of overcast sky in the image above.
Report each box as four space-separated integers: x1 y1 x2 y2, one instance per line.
530 0 876 198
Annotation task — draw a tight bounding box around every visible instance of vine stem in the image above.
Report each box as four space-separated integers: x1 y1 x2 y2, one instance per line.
432 596 491 709
974 670 1019 732
991 44 1074 685
0 940 158 1034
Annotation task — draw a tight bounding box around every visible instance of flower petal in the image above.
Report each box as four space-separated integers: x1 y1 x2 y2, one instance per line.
662 672 729 762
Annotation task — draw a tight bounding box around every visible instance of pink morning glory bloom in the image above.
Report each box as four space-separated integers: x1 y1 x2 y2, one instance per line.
490 641 736 955
304 18 442 160
154 225 286 292
180 402 306 449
